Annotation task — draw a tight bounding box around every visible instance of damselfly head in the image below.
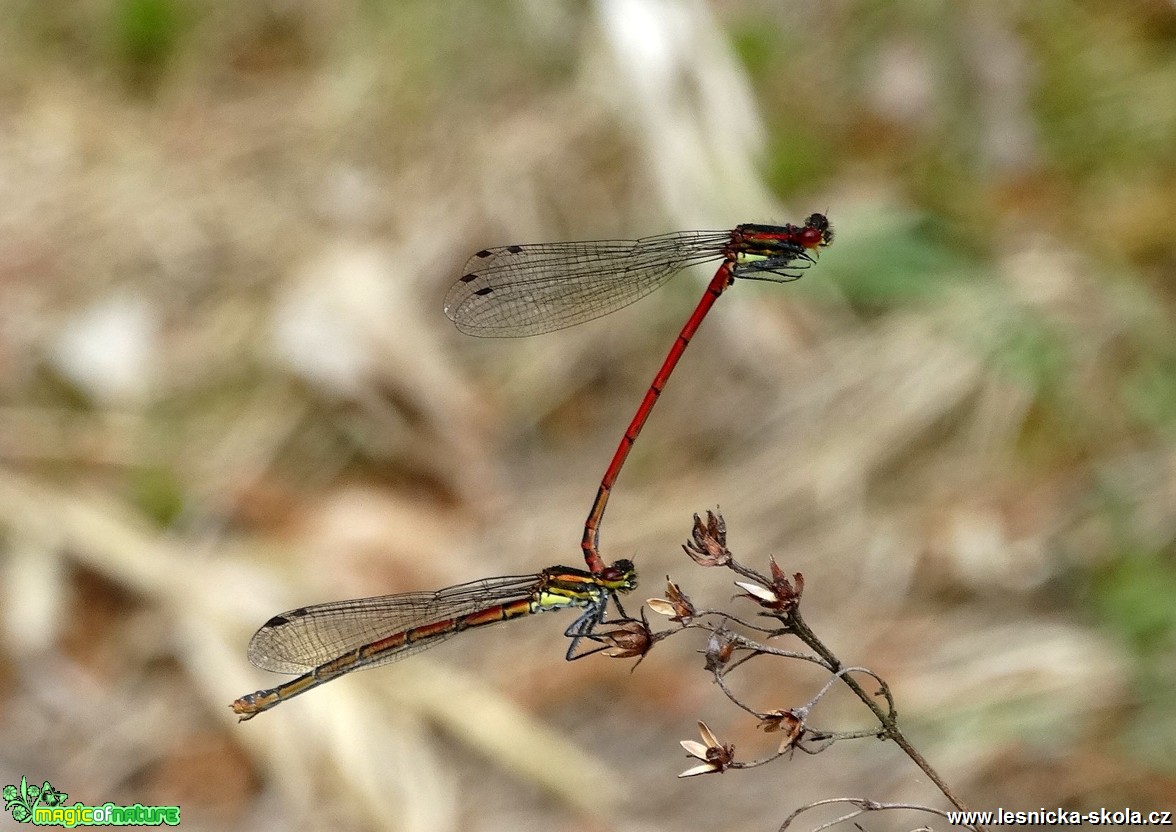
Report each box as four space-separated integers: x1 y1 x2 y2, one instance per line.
600 559 638 592
802 213 834 249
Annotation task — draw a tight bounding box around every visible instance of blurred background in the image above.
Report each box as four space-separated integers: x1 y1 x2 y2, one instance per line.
1 0 1175 829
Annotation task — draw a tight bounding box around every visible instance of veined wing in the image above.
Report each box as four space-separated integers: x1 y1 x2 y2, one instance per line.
247 572 544 673
445 230 732 337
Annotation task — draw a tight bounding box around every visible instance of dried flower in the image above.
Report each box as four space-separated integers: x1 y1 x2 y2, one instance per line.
704 627 737 672
759 708 806 753
682 510 731 567
735 559 803 613
593 609 665 667
679 721 735 777
646 578 695 622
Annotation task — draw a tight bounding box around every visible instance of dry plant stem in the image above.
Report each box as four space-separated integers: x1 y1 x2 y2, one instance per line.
713 668 772 720
778 797 979 832
710 656 852 717
713 664 887 765
725 633 824 664
787 608 981 826
691 608 787 635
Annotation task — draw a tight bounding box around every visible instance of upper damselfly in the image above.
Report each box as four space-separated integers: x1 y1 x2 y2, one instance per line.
445 214 833 574
232 559 637 720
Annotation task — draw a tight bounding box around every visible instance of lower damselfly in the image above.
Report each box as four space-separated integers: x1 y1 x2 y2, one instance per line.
232 559 637 720
445 214 833 575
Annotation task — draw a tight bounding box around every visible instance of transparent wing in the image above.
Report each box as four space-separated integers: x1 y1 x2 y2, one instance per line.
247 572 543 673
444 230 732 337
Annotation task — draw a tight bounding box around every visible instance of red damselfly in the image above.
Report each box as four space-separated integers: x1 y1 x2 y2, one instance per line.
232 559 637 719
445 214 833 574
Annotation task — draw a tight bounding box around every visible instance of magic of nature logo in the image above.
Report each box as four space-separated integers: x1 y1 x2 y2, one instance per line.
3 776 180 827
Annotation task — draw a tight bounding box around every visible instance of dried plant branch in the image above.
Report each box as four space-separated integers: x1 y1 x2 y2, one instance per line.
777 796 979 832
600 509 986 832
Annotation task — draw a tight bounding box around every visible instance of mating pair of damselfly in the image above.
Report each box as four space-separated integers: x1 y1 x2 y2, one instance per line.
232 213 833 720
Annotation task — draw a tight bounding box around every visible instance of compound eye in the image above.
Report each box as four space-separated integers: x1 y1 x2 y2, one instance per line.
600 559 636 584
799 227 825 248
